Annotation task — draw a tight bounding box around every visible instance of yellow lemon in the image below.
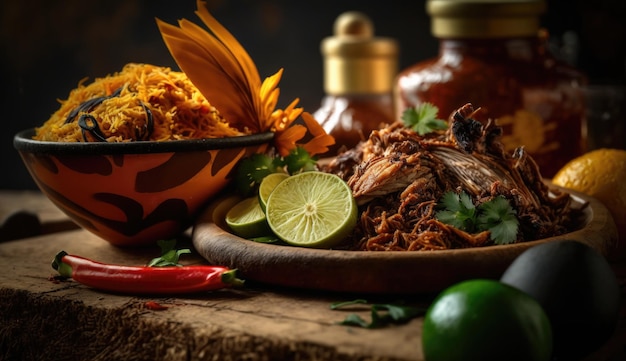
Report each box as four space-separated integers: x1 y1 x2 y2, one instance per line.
552 148 626 247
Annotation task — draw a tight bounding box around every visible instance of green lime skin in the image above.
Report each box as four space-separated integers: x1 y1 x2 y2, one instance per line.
422 279 553 361
225 196 272 239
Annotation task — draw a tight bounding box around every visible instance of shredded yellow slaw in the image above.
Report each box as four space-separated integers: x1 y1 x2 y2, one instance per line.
34 63 246 142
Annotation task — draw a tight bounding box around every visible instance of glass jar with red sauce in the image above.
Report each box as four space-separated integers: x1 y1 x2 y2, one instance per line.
314 11 398 156
394 0 587 177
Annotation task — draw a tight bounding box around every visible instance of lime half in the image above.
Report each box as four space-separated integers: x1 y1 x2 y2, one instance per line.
258 172 290 211
265 171 357 248
225 196 272 239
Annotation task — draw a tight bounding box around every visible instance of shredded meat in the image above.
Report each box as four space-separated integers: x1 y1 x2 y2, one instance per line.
323 103 582 251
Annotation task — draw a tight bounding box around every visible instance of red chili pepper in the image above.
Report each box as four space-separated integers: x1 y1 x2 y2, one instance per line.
51 251 243 295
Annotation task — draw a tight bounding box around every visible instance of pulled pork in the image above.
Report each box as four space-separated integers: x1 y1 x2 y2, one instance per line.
323 103 582 251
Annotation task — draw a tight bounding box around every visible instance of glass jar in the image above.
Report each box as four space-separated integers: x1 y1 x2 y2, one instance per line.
314 11 398 156
394 0 587 178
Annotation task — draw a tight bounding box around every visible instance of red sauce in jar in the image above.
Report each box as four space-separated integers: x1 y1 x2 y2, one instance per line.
395 1 587 178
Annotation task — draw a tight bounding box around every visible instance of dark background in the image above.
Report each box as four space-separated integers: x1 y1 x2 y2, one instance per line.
2 0 625 190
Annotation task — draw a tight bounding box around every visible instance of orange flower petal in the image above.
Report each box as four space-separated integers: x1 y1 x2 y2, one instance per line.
275 125 307 156
158 1 332 158
272 98 303 131
301 112 327 137
156 18 258 131
300 112 335 156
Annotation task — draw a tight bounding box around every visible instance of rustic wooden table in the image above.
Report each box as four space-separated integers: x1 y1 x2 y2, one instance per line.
1 191 625 361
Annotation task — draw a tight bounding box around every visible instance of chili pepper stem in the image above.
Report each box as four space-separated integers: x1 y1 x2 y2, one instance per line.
51 250 73 278
221 269 245 287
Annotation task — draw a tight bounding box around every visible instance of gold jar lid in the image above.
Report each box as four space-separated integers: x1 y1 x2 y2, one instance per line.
321 11 398 95
427 0 546 38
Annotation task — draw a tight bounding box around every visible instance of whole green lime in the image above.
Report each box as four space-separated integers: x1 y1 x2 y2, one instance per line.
422 279 553 361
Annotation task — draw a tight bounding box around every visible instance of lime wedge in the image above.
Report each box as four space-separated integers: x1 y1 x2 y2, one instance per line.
265 171 357 248
258 172 290 212
206 194 243 229
225 196 272 239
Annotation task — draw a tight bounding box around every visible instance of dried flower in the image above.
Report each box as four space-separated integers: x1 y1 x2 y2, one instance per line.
156 0 333 155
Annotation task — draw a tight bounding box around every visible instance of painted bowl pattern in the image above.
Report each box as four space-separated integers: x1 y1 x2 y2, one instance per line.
14 129 273 246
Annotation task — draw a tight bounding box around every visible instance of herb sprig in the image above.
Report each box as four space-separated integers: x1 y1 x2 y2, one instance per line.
235 146 317 196
401 103 448 135
147 239 191 267
331 299 426 329
435 191 519 245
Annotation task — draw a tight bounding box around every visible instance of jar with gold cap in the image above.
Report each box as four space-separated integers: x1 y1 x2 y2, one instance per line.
314 11 398 156
394 0 587 177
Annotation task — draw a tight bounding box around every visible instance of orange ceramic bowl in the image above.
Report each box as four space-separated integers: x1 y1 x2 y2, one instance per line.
13 129 273 246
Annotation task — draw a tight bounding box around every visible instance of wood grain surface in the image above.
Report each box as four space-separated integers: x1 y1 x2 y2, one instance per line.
0 228 427 361
1 191 625 361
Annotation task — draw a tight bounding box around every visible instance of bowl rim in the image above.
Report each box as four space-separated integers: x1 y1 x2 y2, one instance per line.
13 128 274 155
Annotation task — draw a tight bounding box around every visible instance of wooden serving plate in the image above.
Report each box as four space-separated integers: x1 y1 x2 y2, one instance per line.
192 189 618 295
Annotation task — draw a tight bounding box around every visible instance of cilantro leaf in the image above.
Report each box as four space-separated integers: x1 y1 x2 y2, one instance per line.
331 299 426 329
249 235 281 244
330 299 368 309
373 303 425 323
147 239 191 267
234 147 319 196
435 191 520 245
436 191 477 231
477 196 519 245
234 153 282 196
401 103 448 135
283 146 317 174
339 314 371 328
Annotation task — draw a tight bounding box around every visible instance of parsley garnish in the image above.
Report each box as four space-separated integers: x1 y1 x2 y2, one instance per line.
401 103 448 135
234 146 317 196
435 191 519 245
